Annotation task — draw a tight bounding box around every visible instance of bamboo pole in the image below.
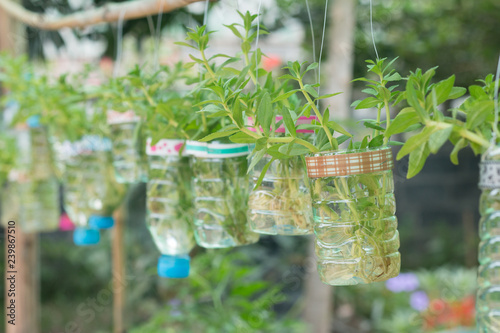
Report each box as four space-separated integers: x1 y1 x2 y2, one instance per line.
0 0 210 31
112 207 125 333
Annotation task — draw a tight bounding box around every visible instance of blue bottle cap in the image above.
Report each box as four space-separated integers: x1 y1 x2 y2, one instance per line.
89 215 114 229
157 254 190 279
73 227 100 246
27 115 41 128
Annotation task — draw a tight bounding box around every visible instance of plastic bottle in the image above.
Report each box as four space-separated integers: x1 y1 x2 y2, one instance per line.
186 141 259 248
107 110 147 184
307 147 400 285
146 138 195 278
247 116 315 235
477 145 500 332
2 116 59 233
55 135 124 245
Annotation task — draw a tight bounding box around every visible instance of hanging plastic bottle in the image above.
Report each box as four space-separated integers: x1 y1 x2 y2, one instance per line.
2 116 59 233
477 145 500 332
56 135 125 245
247 116 315 235
306 147 400 285
186 141 259 248
107 110 147 184
146 138 195 278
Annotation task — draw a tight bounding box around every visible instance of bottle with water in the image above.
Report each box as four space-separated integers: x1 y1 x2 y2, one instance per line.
107 110 147 184
56 135 125 245
477 145 500 332
2 116 59 233
146 139 195 278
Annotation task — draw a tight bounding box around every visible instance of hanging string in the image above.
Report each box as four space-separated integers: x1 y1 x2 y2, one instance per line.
254 0 263 85
113 11 126 78
154 3 164 71
316 0 329 106
491 54 500 146
254 0 262 88
369 0 380 60
203 0 210 27
305 0 317 83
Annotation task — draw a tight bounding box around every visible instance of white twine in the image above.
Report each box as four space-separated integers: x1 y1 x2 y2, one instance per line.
254 0 263 85
112 11 126 78
491 54 500 145
305 0 317 83
203 0 210 27
370 0 380 60
154 3 164 71
316 0 329 106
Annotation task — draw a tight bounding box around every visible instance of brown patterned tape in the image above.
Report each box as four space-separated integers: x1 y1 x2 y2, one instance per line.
305 148 394 178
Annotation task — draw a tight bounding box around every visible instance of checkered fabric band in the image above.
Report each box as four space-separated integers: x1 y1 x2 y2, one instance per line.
479 161 500 189
305 148 394 178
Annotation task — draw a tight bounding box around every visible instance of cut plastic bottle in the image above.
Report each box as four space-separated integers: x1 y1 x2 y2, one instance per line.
146 138 195 278
477 145 500 332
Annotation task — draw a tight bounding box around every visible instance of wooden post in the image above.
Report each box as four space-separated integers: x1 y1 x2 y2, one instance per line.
324 0 357 120
3 5 39 333
5 228 40 333
303 237 332 333
112 207 125 333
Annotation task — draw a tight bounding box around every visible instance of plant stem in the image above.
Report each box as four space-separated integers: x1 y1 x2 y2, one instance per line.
297 80 337 150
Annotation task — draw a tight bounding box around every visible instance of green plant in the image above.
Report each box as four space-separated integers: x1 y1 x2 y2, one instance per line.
129 250 305 333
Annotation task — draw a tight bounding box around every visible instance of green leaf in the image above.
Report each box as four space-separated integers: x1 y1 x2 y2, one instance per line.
406 78 428 121
360 136 369 149
253 157 275 188
199 129 239 142
257 92 273 136
407 143 430 178
174 41 197 50
337 135 350 145
326 121 352 137
224 24 243 39
369 135 384 148
355 97 380 109
306 63 318 72
397 125 439 159
304 85 319 98
468 85 487 99
388 140 404 146
450 138 467 165
233 100 243 127
229 132 256 143
315 92 342 100
254 137 268 151
247 149 266 173
363 121 385 131
272 89 300 103
433 75 455 105
449 86 467 100
385 107 421 137
281 107 296 137
266 144 289 159
278 143 309 156
428 125 453 154
466 100 495 130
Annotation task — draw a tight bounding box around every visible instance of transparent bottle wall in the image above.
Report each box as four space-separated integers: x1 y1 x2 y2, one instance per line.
109 121 147 184
147 155 195 255
2 127 59 232
477 146 500 333
63 151 123 227
248 155 313 235
311 166 400 286
478 188 500 332
191 155 259 248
